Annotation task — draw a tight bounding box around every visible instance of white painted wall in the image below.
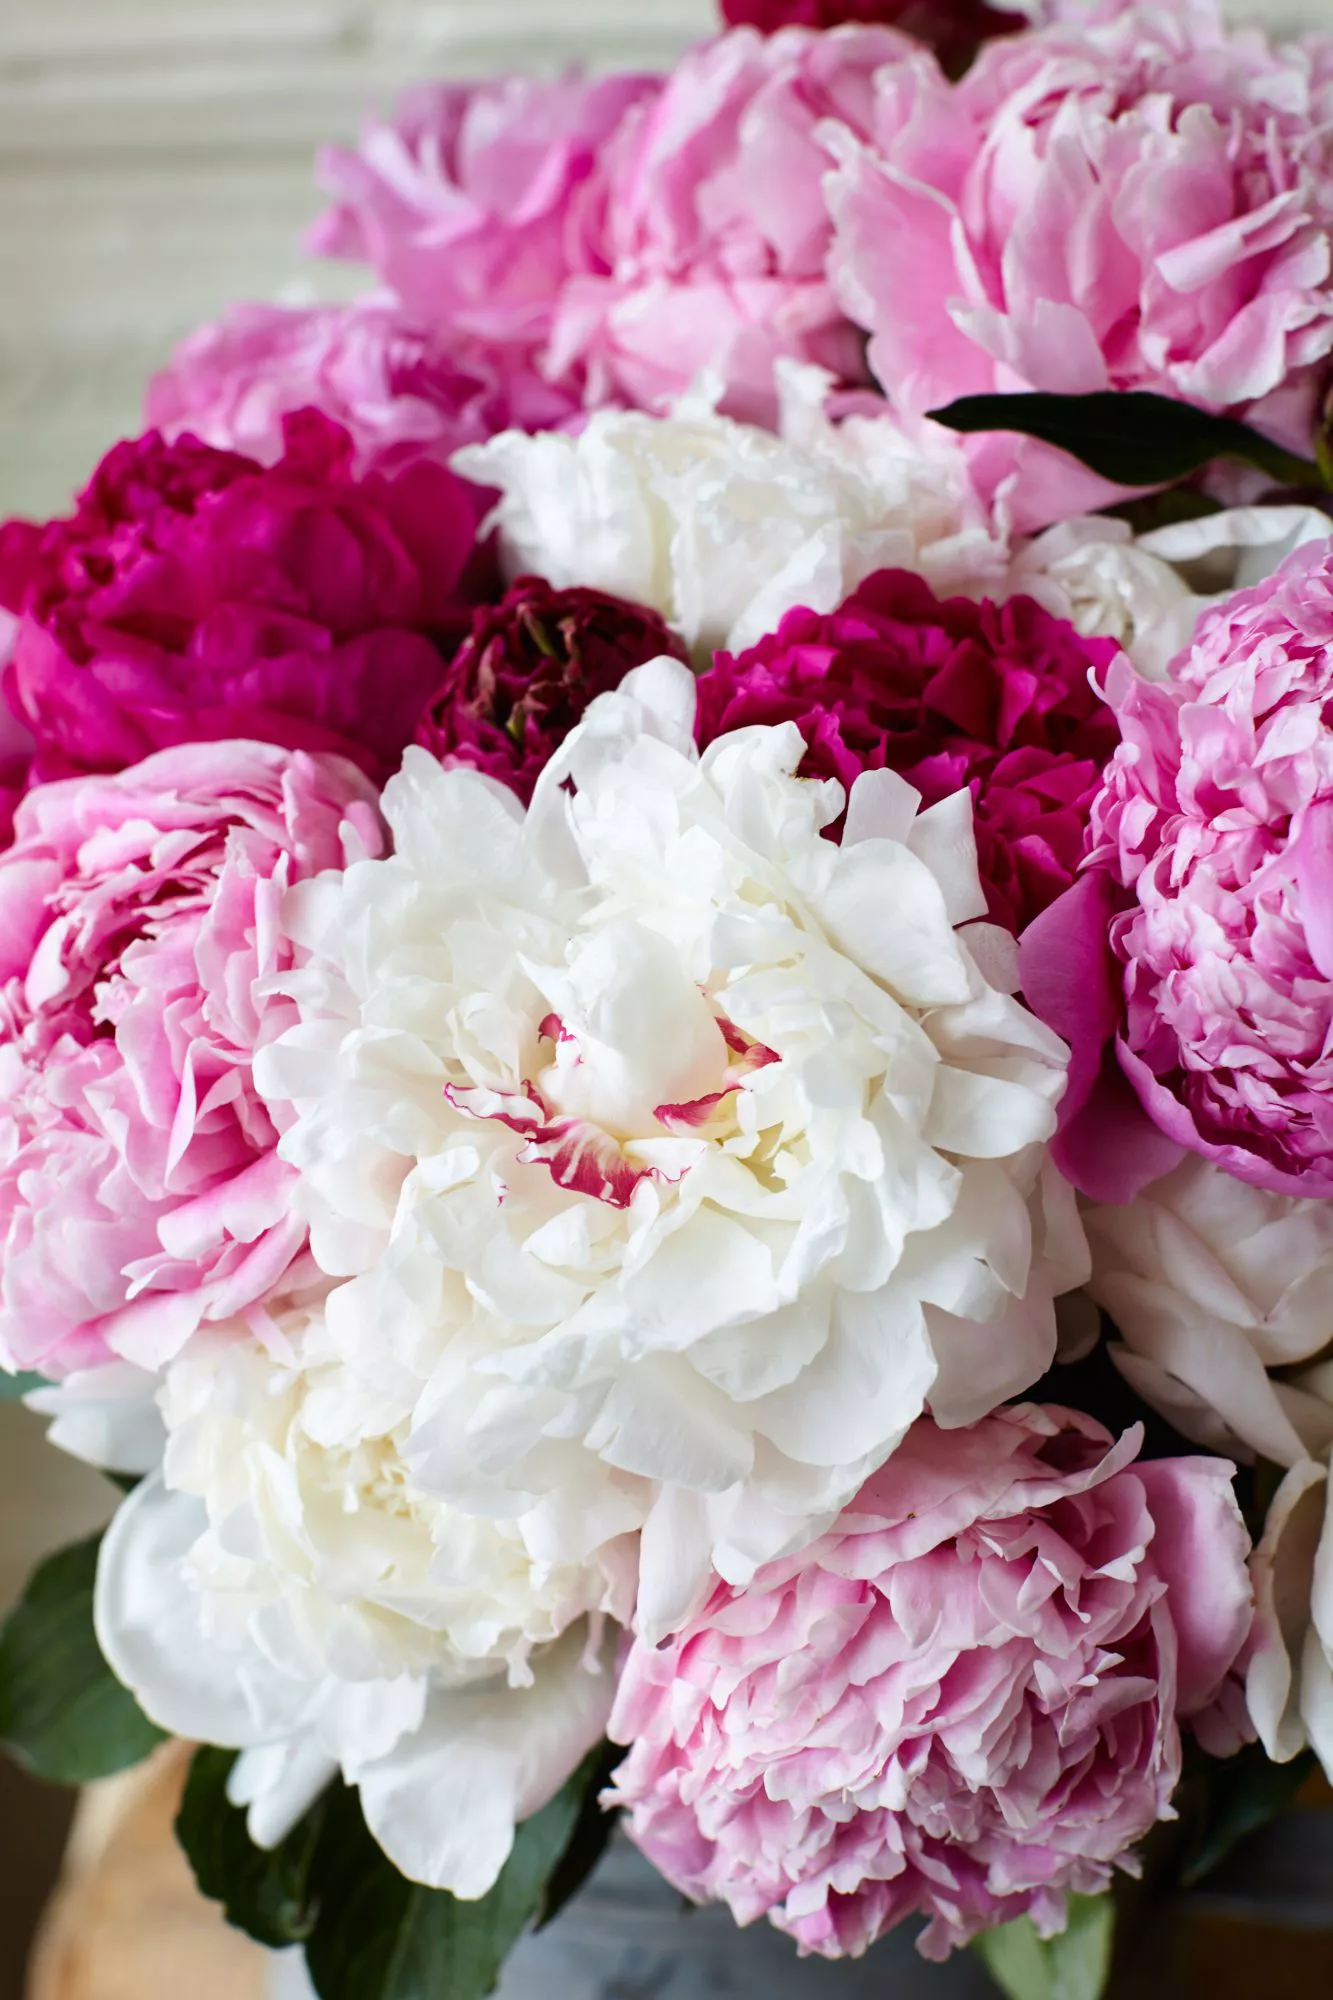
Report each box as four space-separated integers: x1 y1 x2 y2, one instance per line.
0 0 1327 516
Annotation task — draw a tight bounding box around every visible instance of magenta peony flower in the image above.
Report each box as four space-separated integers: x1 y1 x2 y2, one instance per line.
309 72 657 398
547 26 907 425
146 300 579 476
0 741 385 1378
694 568 1121 935
414 576 689 803
609 1404 1253 1962
822 2 1333 528
1027 540 1333 1201
0 410 487 786
720 0 1024 77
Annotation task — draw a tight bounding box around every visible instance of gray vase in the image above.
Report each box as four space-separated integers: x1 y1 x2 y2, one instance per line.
268 1835 997 1999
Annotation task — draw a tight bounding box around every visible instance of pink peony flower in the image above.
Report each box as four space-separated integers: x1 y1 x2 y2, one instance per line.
548 27 908 425
1026 539 1333 1201
414 576 689 804
609 1404 1253 1961
822 2 1333 528
0 741 385 1378
720 0 1024 77
0 410 488 786
309 72 657 399
146 300 579 476
694 568 1122 934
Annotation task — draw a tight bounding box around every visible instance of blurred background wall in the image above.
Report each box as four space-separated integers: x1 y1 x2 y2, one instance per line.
0 0 1329 1986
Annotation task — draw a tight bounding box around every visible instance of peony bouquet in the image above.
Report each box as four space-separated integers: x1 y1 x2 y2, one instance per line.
5 0 1333 1993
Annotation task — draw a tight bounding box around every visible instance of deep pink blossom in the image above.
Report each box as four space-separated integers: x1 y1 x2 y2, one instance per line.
0 410 488 786
1026 539 1333 1201
548 26 909 425
822 2 1333 528
415 577 688 804
720 0 1024 77
694 568 1121 935
146 300 579 476
609 1404 1253 1961
0 742 385 1377
309 72 657 404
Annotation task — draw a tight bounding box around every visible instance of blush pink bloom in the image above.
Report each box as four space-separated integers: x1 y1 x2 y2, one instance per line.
415 576 689 804
0 410 488 786
309 72 657 401
1026 539 1333 1202
720 0 1024 77
694 569 1122 935
0 741 385 1378
823 2 1333 529
146 300 579 476
609 1405 1253 1962
547 26 913 426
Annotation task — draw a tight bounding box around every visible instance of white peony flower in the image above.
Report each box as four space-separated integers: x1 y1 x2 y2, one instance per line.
1084 1154 1333 1778
1086 1156 1333 1472
94 1282 633 1896
455 367 1331 683
256 659 1083 1641
454 366 1011 659
1247 1458 1333 1778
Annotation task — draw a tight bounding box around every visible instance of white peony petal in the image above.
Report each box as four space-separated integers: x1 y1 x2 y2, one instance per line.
843 767 922 849
229 1739 339 1851
1247 1459 1329 1765
94 1476 310 1748
356 1624 614 1899
905 790 988 926
926 1288 1058 1429
816 840 972 1007
26 1362 164 1475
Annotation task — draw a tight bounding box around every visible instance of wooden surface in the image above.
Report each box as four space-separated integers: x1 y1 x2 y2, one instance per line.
27 1747 266 2000
0 0 1326 520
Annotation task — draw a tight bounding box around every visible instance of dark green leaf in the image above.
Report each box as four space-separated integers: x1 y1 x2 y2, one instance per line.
928 391 1321 490
0 1534 164 1784
176 1747 326 1949
1180 1741 1317 1889
304 1755 590 2000
974 1894 1114 2000
0 1371 48 1401
535 1741 620 1930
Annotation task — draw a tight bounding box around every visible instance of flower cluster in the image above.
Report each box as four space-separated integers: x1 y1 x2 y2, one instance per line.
14 0 1333 1987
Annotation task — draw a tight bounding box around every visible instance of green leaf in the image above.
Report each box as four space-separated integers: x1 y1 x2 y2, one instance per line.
304 1750 597 2000
176 1747 326 1949
0 1533 164 1784
0 1371 48 1400
1179 1741 1317 1889
974 1893 1115 2000
180 1737 618 1997
928 391 1322 490
535 1740 621 1930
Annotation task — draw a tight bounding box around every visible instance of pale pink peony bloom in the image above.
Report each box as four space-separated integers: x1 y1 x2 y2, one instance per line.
547 26 910 425
609 1404 1253 1961
309 71 657 401
0 742 384 1379
823 1 1333 528
146 300 579 475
